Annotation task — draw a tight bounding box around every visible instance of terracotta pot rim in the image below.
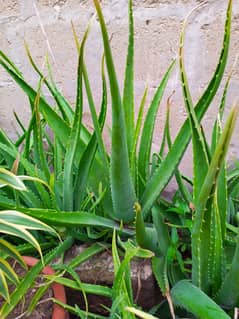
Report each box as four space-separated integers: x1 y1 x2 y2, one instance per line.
22 256 67 319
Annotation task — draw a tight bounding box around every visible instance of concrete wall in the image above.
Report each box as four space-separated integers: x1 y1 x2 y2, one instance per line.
0 0 239 177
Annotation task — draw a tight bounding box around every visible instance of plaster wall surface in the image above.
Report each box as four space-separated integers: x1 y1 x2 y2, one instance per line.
0 0 239 181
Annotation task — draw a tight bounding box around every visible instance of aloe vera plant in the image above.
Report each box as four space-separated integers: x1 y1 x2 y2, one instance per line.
0 0 230 229
0 0 238 317
0 0 175 231
134 0 239 318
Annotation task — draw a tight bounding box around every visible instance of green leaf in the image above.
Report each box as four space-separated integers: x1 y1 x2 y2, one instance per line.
0 237 73 318
20 208 133 235
123 0 134 156
179 9 209 203
111 230 135 319
0 55 71 146
141 0 232 218
0 210 59 260
0 270 10 303
171 280 230 319
52 277 112 298
31 80 51 182
192 105 238 290
135 203 158 253
215 232 239 308
25 42 73 124
73 57 108 210
0 168 26 191
94 0 136 222
0 239 26 269
131 87 148 192
138 60 175 193
62 24 89 211
125 307 159 319
0 258 19 286
152 256 169 296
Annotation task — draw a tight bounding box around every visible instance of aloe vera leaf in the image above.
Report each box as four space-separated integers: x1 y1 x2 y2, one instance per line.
25 42 73 124
52 277 112 297
179 9 212 292
211 119 227 243
152 205 170 255
72 23 109 170
141 0 232 218
123 0 134 157
211 70 232 153
216 164 227 241
21 208 133 235
135 203 159 253
192 105 239 289
219 69 233 120
212 73 232 240
13 111 26 134
74 75 107 210
112 231 135 319
112 245 136 304
0 236 73 318
82 60 109 169
208 199 225 295
22 109 35 160
131 87 148 194
53 138 63 209
165 97 192 204
152 256 169 296
0 56 71 141
112 229 121 274
32 81 51 182
151 204 172 297
138 60 175 194
171 280 230 319
0 54 91 168
158 94 172 160
80 56 113 215
62 24 90 211
179 8 210 204
94 0 136 222
215 233 239 308
0 51 22 77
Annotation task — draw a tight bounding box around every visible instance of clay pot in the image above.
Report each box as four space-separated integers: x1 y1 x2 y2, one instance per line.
22 256 68 319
